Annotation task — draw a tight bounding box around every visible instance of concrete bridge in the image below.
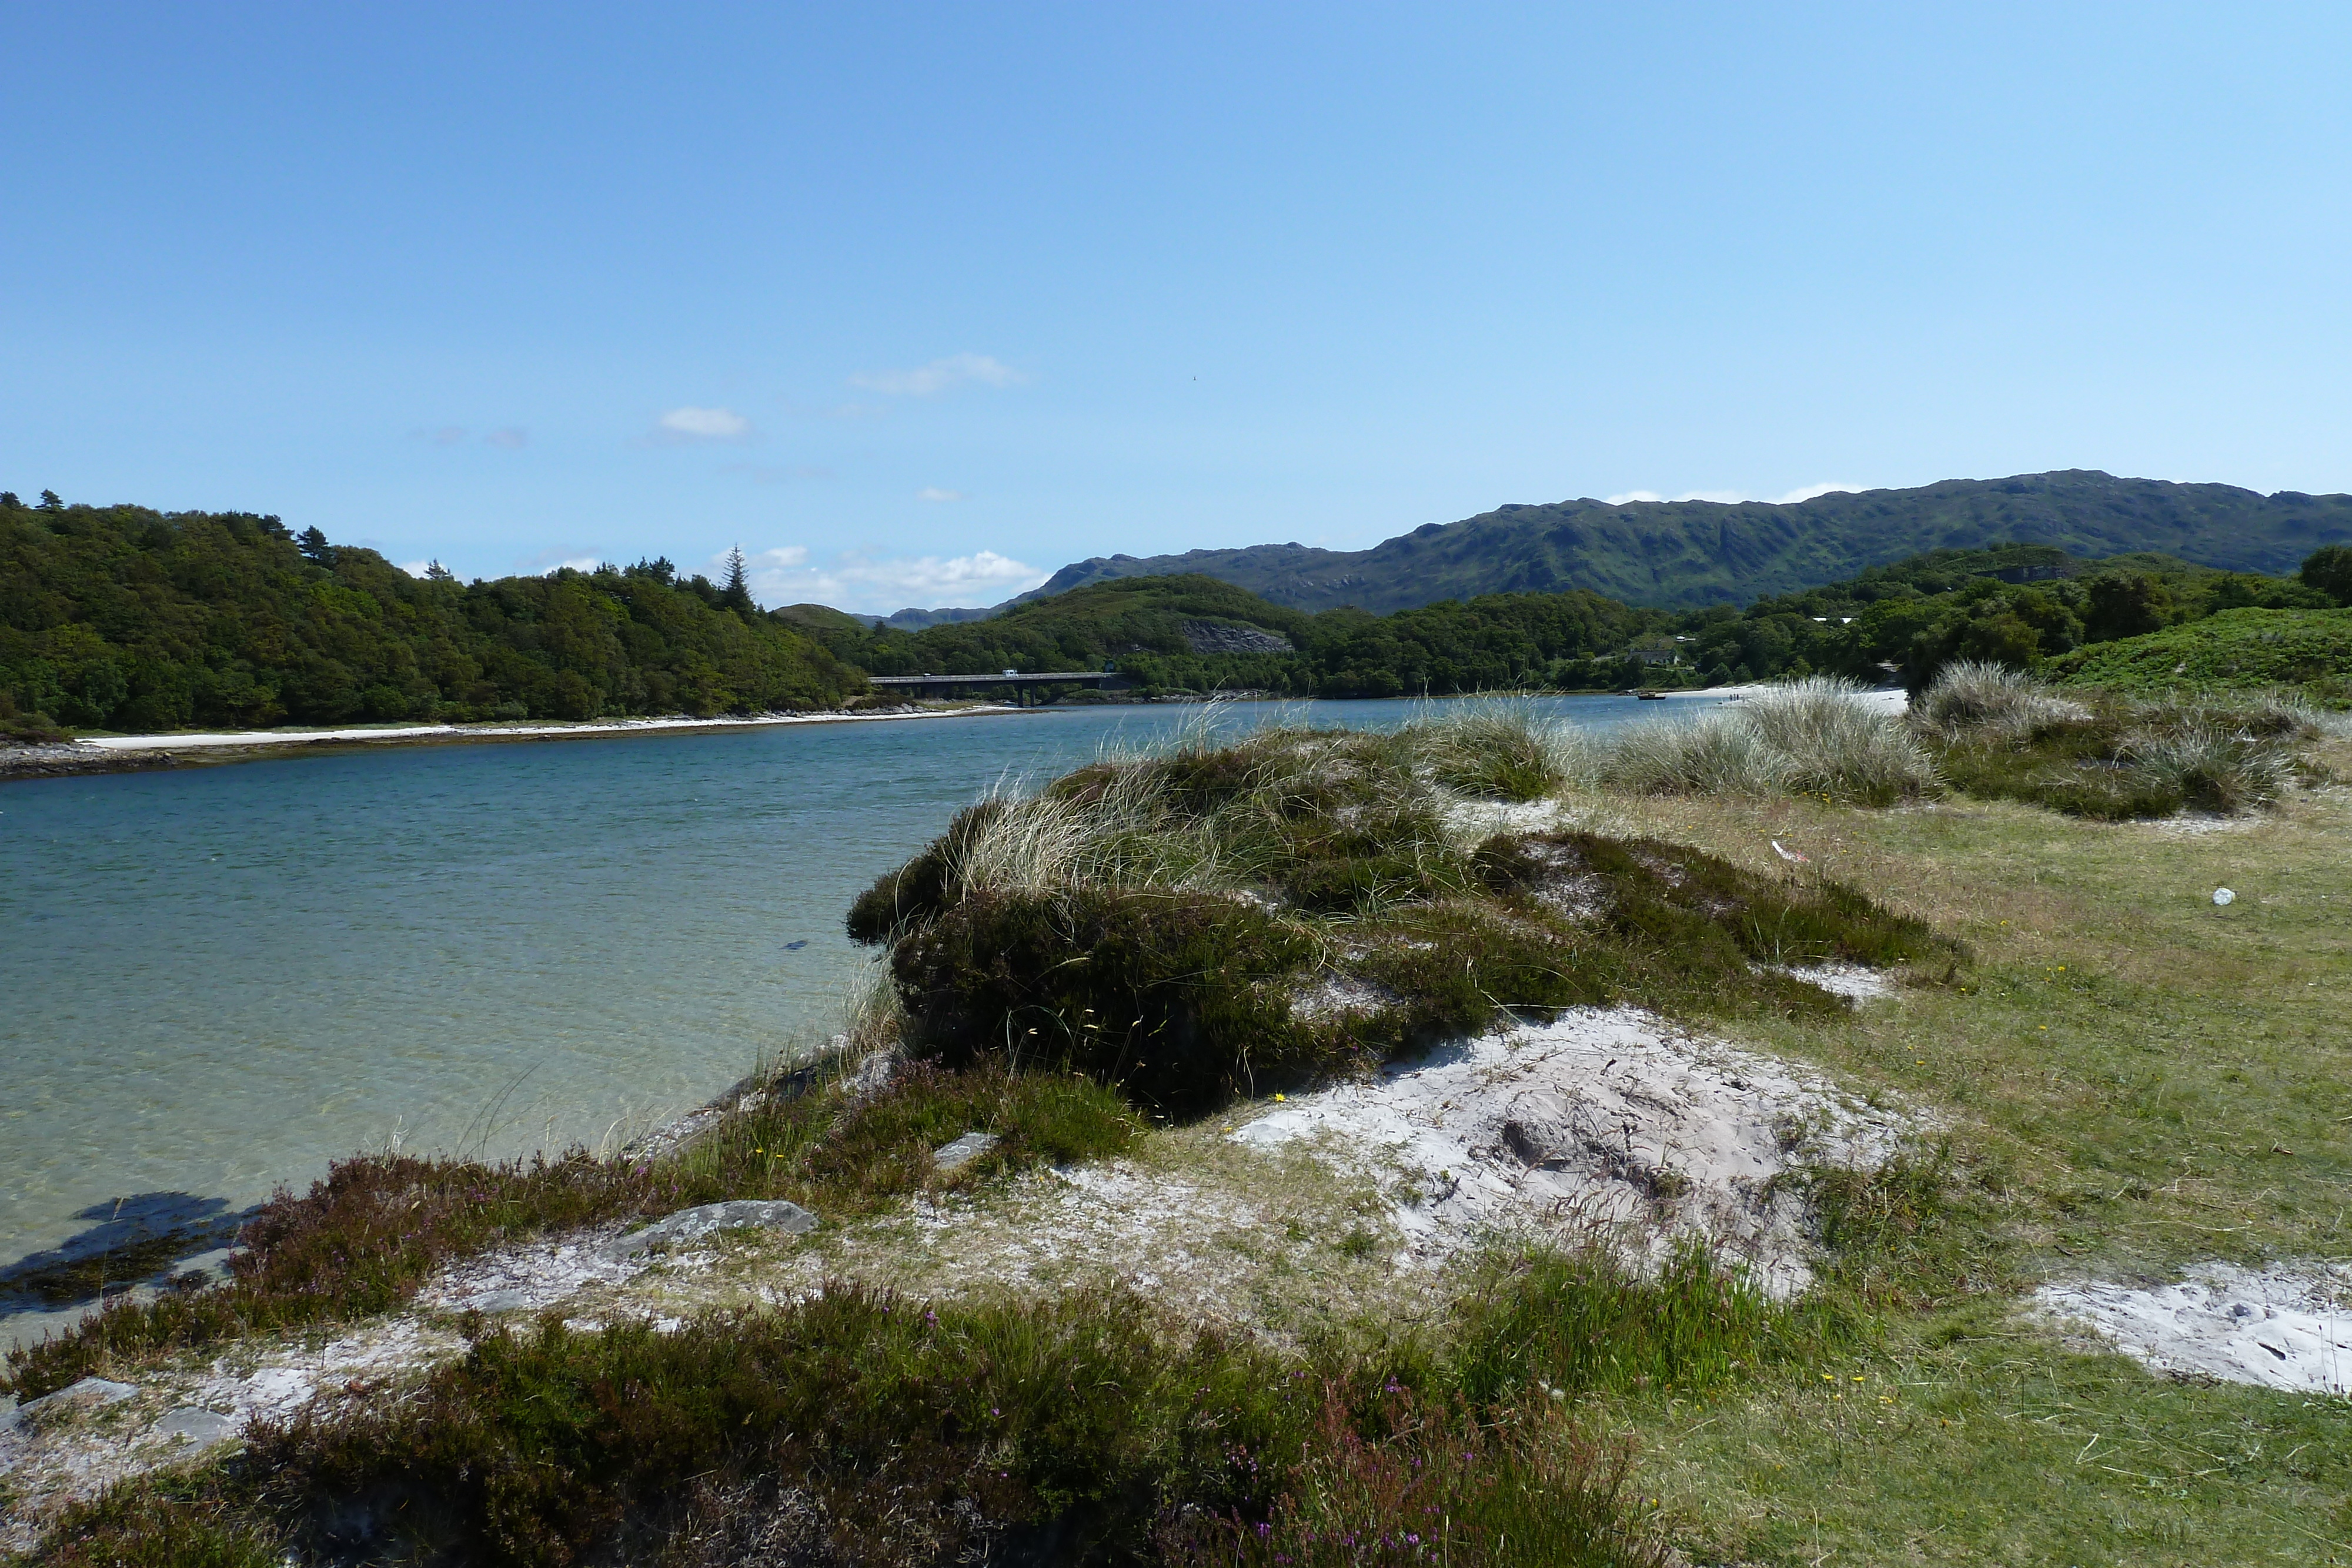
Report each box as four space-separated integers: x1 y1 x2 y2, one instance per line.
866 670 1123 704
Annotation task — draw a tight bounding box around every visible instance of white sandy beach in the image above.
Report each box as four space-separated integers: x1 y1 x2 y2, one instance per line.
69 704 1019 755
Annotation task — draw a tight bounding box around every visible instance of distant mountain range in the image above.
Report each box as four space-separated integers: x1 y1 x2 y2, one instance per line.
880 471 2352 623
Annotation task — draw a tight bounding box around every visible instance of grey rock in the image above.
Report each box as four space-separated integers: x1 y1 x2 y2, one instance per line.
10 1376 138 1434
931 1132 999 1173
598 1199 818 1260
22 1376 138 1417
155 1406 241 1445
461 1288 538 1314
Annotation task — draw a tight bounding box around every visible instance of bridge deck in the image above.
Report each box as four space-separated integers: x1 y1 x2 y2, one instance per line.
867 671 1118 687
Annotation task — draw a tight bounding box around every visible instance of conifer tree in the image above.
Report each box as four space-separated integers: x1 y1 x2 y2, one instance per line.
721 545 756 616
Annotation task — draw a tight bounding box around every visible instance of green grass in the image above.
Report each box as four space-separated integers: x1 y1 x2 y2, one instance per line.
2047 605 2352 704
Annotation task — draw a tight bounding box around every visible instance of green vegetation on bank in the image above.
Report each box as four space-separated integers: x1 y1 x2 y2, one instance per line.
8 482 2351 739
0 496 860 737
793 543 2352 704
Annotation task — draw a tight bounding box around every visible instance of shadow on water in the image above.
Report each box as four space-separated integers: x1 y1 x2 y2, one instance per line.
0 1192 255 1316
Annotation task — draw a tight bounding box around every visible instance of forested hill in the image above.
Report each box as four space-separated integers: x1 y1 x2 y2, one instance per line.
1027 471 2352 613
0 496 860 735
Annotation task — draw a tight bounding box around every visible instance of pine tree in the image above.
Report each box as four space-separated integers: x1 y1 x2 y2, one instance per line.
720 544 756 616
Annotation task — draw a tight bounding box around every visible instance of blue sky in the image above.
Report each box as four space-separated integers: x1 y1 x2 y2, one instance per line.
5 3 2348 613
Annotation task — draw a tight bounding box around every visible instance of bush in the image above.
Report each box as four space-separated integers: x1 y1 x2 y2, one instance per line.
1598 677 1938 805
1915 660 2089 738
38 1281 1678 1568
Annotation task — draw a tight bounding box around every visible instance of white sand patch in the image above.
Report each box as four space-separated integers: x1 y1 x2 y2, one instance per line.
2036 1263 2352 1395
1667 684 1910 715
1231 1007 1917 1295
1765 963 1893 1002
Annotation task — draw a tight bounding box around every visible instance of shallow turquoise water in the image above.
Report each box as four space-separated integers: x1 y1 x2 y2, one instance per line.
0 695 1725 1284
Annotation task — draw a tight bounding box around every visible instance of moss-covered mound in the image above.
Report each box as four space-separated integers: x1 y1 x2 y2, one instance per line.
850 726 1953 1115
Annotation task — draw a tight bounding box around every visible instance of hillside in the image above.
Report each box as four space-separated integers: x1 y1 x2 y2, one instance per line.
0 498 860 735
2046 606 2352 703
1026 470 2352 613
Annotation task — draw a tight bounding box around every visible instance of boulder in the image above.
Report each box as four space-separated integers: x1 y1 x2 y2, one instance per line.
598 1200 818 1261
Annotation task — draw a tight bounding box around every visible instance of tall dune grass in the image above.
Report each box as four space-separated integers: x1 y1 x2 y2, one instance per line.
1601 678 1940 805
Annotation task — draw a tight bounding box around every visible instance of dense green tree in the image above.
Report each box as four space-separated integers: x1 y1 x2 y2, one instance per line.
0 499 861 733
720 546 755 617
2080 573 2174 641
2303 544 2352 607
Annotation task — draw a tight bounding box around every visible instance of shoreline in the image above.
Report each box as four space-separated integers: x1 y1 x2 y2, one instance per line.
0 703 1023 783
0 684 1914 783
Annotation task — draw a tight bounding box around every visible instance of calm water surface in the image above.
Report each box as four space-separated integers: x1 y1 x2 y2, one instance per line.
0 696 1726 1291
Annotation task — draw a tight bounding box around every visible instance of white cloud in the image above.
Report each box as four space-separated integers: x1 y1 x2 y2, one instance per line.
916 487 968 503
741 545 1047 614
849 353 1027 396
400 559 436 578
1603 483 1856 507
653 406 753 442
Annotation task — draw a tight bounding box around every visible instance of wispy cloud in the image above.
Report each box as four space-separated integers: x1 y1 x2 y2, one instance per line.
485 427 528 450
741 545 1047 614
916 487 968 503
849 353 1027 396
1603 483 1856 507
651 406 754 443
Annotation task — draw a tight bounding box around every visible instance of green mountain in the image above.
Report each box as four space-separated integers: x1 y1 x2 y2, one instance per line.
1 497 860 736
1028 471 2352 613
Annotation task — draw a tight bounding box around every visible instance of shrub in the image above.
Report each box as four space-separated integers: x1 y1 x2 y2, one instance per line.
39 1282 1677 1568
2117 723 2296 813
1401 699 1574 800
1915 660 2089 739
893 888 1333 1115
1597 677 1938 805
1924 686 2313 820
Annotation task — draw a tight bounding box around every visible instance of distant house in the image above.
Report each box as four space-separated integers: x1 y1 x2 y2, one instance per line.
1622 634 1692 667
